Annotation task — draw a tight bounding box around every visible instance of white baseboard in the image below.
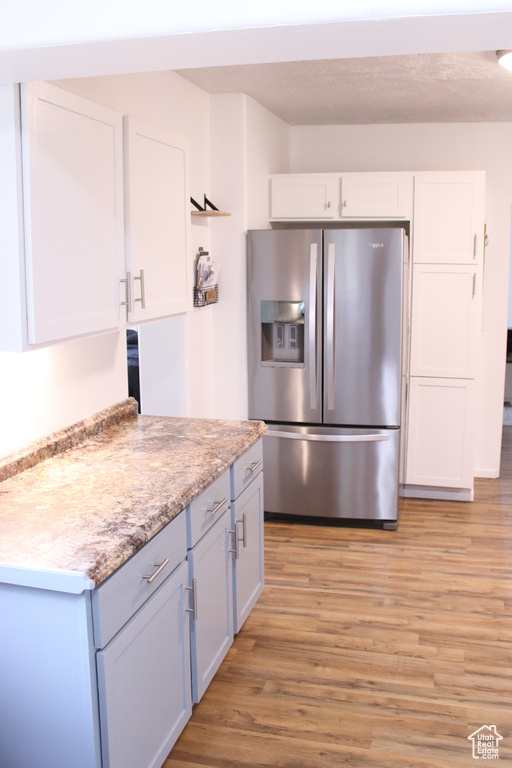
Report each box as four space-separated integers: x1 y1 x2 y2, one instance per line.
403 485 473 502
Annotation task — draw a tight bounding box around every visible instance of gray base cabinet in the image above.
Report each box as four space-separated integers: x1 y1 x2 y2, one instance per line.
0 438 264 768
232 472 264 633
188 507 234 703
96 561 192 768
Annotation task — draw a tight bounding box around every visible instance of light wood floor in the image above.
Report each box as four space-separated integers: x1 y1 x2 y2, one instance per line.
165 429 512 767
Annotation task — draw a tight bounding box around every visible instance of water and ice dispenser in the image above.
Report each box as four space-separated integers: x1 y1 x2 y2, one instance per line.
260 300 305 367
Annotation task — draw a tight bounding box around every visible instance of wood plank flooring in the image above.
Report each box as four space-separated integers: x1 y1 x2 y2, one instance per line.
164 429 512 767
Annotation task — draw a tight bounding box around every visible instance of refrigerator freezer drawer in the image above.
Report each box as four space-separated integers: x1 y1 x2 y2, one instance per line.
263 424 400 523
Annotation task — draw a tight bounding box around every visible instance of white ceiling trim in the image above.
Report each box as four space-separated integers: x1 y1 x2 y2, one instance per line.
1 11 512 85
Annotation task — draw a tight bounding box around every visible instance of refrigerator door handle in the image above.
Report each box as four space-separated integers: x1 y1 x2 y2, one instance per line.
326 242 336 410
266 431 389 443
309 244 319 411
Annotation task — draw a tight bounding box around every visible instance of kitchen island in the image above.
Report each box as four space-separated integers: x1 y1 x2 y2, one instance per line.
0 399 266 768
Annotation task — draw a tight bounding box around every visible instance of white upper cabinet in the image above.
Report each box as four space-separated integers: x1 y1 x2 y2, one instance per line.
22 82 125 346
413 172 485 264
0 84 191 352
340 173 412 218
123 118 189 324
270 172 412 220
270 174 338 219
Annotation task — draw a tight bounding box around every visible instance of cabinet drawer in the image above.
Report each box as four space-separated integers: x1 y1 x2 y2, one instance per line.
187 469 230 548
92 512 187 648
231 439 263 501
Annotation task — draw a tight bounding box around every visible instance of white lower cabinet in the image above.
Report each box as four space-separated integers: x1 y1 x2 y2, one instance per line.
405 377 474 491
187 506 234 703
96 561 192 768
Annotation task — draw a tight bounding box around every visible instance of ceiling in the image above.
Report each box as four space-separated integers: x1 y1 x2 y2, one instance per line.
177 50 512 125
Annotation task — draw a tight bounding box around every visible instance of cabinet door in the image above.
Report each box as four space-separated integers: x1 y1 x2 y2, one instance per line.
96 561 192 768
405 377 474 490
21 82 124 344
124 117 189 324
270 174 338 219
341 173 412 218
188 507 233 703
410 264 479 379
413 172 485 264
232 473 264 634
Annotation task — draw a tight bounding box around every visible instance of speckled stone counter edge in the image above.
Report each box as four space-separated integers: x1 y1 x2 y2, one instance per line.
0 399 138 483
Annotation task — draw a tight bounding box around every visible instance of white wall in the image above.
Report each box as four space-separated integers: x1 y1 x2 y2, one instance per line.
0 73 291 458
209 94 289 419
0 71 216 459
56 71 218 420
0 333 127 458
290 122 512 476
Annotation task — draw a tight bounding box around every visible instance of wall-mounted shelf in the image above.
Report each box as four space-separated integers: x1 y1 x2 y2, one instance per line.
191 210 231 217
191 195 231 218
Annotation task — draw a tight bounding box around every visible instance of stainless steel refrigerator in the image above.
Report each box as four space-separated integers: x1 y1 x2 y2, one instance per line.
247 227 408 530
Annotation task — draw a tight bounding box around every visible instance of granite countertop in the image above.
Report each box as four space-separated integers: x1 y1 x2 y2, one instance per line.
0 400 266 593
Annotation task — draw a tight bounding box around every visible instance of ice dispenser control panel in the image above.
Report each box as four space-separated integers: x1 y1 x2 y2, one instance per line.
260 301 304 367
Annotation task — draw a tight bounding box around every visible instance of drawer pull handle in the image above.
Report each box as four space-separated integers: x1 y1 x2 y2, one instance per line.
207 498 228 515
248 459 263 473
186 578 198 619
142 558 169 584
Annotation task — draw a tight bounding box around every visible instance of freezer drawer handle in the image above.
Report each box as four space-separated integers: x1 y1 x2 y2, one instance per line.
266 431 389 443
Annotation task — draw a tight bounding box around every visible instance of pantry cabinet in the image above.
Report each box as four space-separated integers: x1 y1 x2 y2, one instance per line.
270 172 411 221
123 118 189 323
405 171 485 496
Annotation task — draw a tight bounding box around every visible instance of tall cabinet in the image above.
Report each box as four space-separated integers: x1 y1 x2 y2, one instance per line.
268 169 486 501
405 172 485 498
